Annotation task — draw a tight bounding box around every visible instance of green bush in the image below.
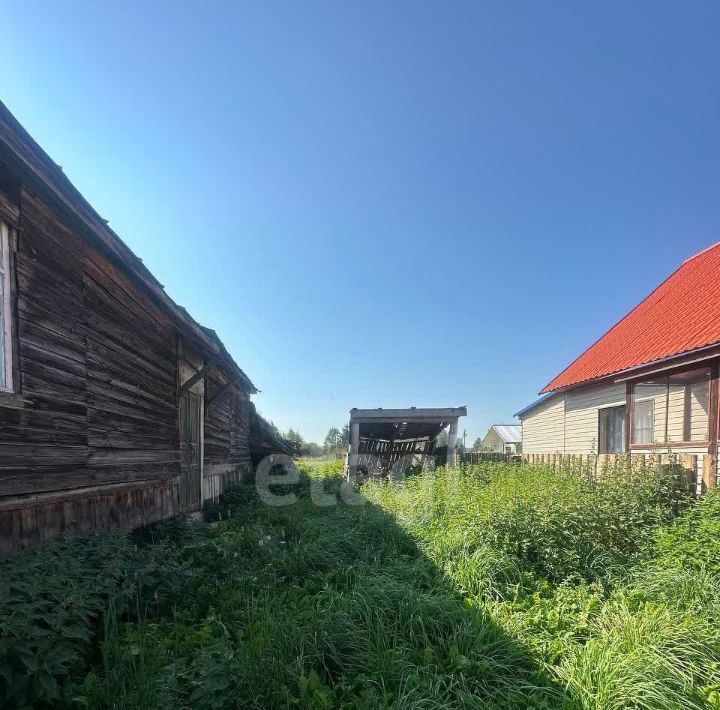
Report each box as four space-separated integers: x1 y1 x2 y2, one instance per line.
654 487 720 573
364 463 688 587
0 534 134 708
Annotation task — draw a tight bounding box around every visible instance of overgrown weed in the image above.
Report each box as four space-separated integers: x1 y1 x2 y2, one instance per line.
2 462 718 708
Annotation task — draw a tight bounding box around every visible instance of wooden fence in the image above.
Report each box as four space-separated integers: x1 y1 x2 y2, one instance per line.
459 451 718 497
458 452 510 465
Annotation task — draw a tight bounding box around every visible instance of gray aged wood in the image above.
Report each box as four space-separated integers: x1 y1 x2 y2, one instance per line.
446 420 458 467
179 391 202 511
0 100 260 550
346 407 466 479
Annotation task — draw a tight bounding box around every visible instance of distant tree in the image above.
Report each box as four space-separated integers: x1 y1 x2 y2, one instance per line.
436 429 464 452
472 437 484 452
301 441 323 457
324 427 342 452
285 428 305 448
323 425 350 453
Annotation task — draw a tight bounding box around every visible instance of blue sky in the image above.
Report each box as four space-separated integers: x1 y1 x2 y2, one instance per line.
2 1 719 444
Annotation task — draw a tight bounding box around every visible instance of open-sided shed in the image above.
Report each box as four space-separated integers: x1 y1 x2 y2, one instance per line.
347 407 466 478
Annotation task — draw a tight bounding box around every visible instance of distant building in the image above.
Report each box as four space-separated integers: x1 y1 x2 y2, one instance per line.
480 425 522 454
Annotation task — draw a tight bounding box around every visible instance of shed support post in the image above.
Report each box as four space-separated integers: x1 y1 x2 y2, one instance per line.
348 421 360 481
446 420 458 467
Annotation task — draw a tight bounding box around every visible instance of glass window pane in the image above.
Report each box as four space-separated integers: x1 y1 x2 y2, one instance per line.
632 367 711 444
668 367 710 442
633 380 665 444
632 399 654 444
599 405 625 453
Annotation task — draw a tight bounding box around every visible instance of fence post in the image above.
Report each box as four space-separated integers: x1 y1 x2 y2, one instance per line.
680 454 697 496
702 454 717 493
597 454 607 481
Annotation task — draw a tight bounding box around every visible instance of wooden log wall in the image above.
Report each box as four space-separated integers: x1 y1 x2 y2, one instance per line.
0 182 253 548
203 375 252 501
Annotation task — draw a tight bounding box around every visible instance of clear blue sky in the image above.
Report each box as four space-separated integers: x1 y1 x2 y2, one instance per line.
2 1 719 444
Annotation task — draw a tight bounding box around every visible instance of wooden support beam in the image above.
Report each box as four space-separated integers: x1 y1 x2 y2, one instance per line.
205 378 237 411
446 420 458 467
347 421 360 480
179 358 216 395
350 407 467 422
703 454 717 492
625 382 632 452
705 363 720 490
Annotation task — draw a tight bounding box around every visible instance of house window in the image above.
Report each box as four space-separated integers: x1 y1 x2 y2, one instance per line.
632 399 654 444
598 405 626 453
630 367 711 445
0 221 13 392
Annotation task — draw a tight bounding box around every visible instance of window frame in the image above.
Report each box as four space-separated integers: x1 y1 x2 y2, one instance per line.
0 220 14 393
628 363 713 449
598 404 626 454
631 397 654 445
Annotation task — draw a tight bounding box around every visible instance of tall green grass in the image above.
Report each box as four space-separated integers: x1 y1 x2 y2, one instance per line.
2 461 719 708
365 464 719 709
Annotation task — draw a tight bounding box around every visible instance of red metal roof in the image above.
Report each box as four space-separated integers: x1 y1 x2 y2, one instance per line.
542 243 720 393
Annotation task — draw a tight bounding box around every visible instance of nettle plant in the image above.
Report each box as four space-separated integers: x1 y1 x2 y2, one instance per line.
0 534 135 708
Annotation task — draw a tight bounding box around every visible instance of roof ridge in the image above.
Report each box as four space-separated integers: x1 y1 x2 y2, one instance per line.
682 241 720 264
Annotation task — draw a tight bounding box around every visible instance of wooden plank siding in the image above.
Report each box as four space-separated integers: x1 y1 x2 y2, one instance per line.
521 380 713 457
564 384 626 454
520 393 565 454
202 375 253 501
0 181 254 550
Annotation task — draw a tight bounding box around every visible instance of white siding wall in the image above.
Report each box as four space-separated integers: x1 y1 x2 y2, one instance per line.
481 429 504 453
520 394 565 453
521 379 712 455
564 383 626 454
690 381 710 441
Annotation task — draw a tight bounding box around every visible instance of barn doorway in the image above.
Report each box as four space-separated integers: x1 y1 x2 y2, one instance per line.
179 389 203 510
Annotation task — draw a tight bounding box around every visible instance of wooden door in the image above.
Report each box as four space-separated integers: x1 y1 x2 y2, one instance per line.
179 390 202 510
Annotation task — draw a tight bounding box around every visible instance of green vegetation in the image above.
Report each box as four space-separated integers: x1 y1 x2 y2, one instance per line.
2 461 719 708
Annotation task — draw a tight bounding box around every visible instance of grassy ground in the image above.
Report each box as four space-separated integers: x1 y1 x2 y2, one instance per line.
2 461 720 708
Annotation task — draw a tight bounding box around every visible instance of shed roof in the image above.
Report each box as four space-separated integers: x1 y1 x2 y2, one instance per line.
487 424 522 443
350 407 466 442
542 243 720 393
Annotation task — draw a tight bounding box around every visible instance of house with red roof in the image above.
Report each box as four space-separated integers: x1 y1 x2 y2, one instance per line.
517 243 720 457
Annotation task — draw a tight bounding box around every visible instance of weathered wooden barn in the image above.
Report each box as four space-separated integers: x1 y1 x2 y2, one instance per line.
0 102 276 550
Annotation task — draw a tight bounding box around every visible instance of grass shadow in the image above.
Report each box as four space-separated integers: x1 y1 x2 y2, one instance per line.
92 469 568 709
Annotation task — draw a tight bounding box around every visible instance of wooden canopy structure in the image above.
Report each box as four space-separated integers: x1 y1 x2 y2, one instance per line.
346 407 467 479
